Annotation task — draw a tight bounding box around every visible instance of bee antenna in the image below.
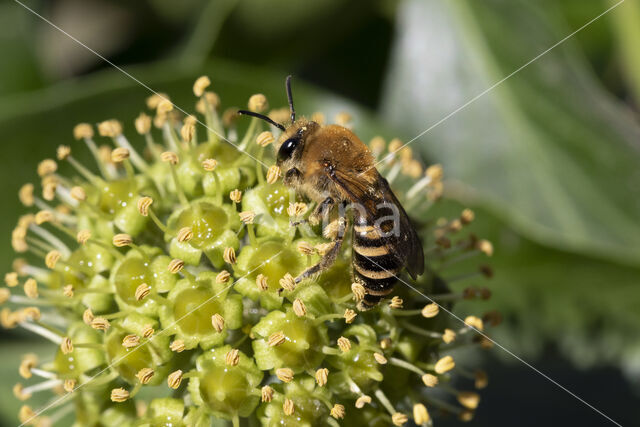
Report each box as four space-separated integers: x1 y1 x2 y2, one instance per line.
237 110 286 132
286 75 295 123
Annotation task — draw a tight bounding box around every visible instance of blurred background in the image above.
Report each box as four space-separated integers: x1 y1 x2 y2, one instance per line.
1 0 639 425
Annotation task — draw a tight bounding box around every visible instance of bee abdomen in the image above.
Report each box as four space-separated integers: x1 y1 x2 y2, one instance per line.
352 232 401 309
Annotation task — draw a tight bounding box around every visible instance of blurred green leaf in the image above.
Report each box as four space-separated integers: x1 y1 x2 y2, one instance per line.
429 199 640 375
0 339 58 425
381 0 640 266
0 3 45 96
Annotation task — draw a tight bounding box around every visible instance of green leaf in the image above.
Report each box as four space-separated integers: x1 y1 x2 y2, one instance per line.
381 0 640 265
428 199 640 373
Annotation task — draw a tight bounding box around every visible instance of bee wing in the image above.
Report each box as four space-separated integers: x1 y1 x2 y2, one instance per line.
328 168 425 279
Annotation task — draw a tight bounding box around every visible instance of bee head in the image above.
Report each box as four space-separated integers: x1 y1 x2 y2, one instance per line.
237 75 318 170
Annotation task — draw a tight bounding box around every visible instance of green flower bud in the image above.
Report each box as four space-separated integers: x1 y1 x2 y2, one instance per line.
189 345 263 419
160 272 243 349
252 307 328 373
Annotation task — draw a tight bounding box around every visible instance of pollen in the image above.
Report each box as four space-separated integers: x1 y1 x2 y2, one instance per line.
229 189 242 203
5 272 19 287
73 123 94 140
181 122 195 143
216 270 231 284
111 147 130 163
122 334 140 348
70 186 87 201
426 164 443 182
282 398 295 416
170 340 185 353
13 383 30 401
464 316 484 331
136 368 155 384
211 313 225 332
146 93 169 110
392 412 408 426
474 370 489 389
223 247 236 264
37 159 57 177
63 379 76 393
142 325 154 338
355 395 372 408
434 355 455 374
135 113 152 135
34 210 54 225
90 317 110 331
478 239 494 256
248 94 268 113
344 308 357 324
421 303 439 318
137 196 153 216
160 151 179 165
18 353 38 379
292 299 307 317
45 250 61 269
56 145 71 161
261 385 274 402
389 296 403 309
413 404 430 424
23 278 38 299
82 308 94 325
63 285 74 298
287 202 308 217
112 234 133 247
279 273 296 291
167 370 183 389
239 210 256 224
256 274 269 291
442 329 456 344
225 349 240 366
422 373 438 387
268 331 286 347
276 367 294 383
0 288 10 304
373 352 387 364
457 391 480 410
351 283 365 302
176 227 193 243
266 165 281 184
296 241 315 255
18 183 34 207
98 120 123 137
202 158 218 171
167 259 184 274
157 100 174 115
193 76 211 97
315 368 329 386
330 404 345 419
256 131 275 147
337 336 351 353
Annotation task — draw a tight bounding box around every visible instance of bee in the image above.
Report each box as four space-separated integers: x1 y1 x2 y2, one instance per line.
239 76 424 309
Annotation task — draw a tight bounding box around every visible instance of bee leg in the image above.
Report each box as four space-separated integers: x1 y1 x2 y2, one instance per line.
290 197 334 227
295 207 345 283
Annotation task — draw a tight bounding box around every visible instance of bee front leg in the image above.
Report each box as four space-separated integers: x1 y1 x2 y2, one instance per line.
295 205 346 283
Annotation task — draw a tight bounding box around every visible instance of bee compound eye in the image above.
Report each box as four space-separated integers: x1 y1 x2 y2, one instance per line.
277 137 299 162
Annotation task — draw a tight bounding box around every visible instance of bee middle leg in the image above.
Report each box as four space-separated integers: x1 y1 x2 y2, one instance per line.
290 197 334 227
295 204 346 283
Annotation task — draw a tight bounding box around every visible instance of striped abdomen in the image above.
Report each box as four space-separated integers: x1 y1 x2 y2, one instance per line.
352 218 402 309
